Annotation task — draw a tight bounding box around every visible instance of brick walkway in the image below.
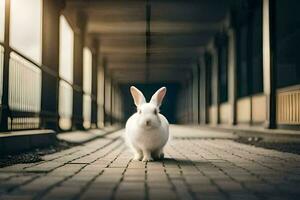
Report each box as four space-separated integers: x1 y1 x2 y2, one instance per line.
0 126 300 200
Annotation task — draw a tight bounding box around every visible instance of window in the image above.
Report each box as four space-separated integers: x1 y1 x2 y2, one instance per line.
237 1 263 97
7 0 42 130
275 0 300 88
237 24 249 98
251 1 263 94
205 53 212 106
83 47 92 129
105 77 111 125
59 15 74 130
59 16 74 84
219 35 228 103
10 0 42 63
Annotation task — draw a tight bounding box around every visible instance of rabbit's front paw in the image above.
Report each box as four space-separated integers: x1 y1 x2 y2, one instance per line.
142 156 154 162
133 153 143 161
153 149 164 160
159 152 164 159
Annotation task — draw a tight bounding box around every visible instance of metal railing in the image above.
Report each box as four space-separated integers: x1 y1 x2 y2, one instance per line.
277 85 300 125
0 45 90 131
8 52 42 130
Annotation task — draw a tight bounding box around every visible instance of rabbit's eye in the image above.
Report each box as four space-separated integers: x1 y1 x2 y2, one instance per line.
154 109 157 115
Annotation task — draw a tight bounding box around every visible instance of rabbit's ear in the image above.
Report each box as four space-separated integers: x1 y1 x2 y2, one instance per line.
130 86 146 107
150 87 166 107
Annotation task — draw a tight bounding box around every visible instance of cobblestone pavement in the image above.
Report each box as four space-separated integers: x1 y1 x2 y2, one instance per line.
0 125 300 200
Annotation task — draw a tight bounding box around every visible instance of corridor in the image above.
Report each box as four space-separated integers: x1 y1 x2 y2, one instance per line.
1 126 300 200
0 0 300 199
0 0 299 132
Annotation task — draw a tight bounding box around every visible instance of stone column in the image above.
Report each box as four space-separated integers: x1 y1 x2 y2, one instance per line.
209 38 220 125
97 57 105 128
72 12 86 130
199 55 208 124
104 64 111 126
227 14 237 126
262 0 277 129
192 64 200 124
91 40 99 128
40 0 65 131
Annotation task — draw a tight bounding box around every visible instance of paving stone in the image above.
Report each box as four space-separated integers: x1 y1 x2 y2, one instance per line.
123 175 145 182
0 176 36 193
0 194 34 200
0 173 19 180
118 182 145 191
147 175 169 182
93 175 122 183
190 185 220 194
244 182 277 193
18 177 62 193
214 180 244 192
40 186 81 200
148 188 178 200
194 193 227 200
172 179 193 200
1 127 300 200
88 182 117 190
125 168 145 175
114 191 145 200
147 182 173 189
127 162 146 169
0 164 35 172
79 188 112 200
229 193 260 200
184 176 211 184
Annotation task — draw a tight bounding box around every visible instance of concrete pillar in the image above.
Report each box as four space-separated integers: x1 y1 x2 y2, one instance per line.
104 63 111 126
187 77 193 123
117 87 122 124
91 41 99 128
110 79 113 125
113 86 116 124
111 82 115 125
116 89 121 124
227 14 237 126
112 83 120 125
263 0 276 129
72 13 86 130
97 57 105 128
209 38 220 125
0 0 11 131
40 0 65 131
199 55 209 124
192 63 200 124
183 80 190 123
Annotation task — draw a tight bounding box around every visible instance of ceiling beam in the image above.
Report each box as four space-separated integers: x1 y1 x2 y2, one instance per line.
145 0 151 82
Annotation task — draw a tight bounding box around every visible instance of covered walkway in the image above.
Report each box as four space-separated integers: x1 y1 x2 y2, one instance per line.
0 0 299 134
1 126 300 200
0 0 300 199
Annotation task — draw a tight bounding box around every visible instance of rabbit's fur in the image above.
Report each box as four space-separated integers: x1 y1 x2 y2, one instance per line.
125 86 169 162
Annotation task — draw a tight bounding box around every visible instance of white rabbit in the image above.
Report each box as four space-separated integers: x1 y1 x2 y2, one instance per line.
125 86 169 162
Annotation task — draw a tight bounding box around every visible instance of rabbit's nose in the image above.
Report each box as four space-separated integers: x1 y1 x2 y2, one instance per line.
146 120 151 126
